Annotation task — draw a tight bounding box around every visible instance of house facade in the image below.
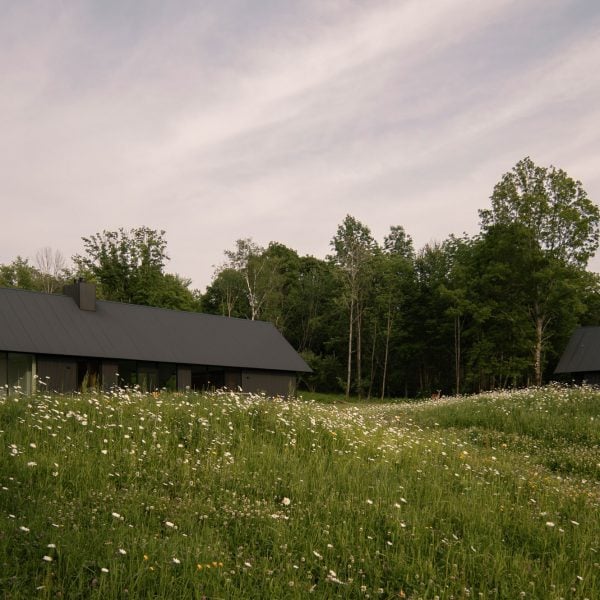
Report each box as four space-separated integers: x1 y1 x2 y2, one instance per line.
555 326 600 385
0 282 310 397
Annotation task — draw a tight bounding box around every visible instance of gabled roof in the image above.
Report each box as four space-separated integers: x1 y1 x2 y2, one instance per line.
0 287 310 373
555 326 600 374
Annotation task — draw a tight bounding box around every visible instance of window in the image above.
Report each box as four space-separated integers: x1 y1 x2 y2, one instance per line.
116 360 137 388
7 353 33 396
0 352 6 398
191 365 225 391
137 362 158 392
77 359 101 391
158 363 177 391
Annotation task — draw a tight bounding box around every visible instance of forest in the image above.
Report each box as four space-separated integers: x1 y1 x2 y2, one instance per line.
2 158 599 398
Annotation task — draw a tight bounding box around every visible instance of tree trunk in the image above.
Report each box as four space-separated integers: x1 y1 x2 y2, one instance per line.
345 298 354 400
534 315 544 386
381 303 392 401
367 321 377 400
356 301 362 401
454 314 461 395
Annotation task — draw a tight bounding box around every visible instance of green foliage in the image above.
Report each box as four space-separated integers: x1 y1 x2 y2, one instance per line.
2 158 597 397
1 387 598 598
0 257 42 290
73 227 169 304
330 215 378 399
202 267 249 317
480 156 600 267
208 162 598 396
73 227 199 311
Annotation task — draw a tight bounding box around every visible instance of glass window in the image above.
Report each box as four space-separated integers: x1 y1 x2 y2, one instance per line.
191 365 224 391
77 359 101 391
0 352 7 398
158 363 177 391
138 362 158 392
116 360 137 389
8 353 33 395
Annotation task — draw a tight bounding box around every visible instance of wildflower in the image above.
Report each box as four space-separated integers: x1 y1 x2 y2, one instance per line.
42 555 53 562
118 548 127 555
281 497 291 506
29 443 37 448
47 544 56 548
112 512 121 519
327 569 343 584
546 521 555 528
244 561 252 568
172 557 180 564
143 554 149 561
27 461 37 467
366 499 373 505
165 520 175 528
101 567 109 573
312 550 322 559
19 526 30 532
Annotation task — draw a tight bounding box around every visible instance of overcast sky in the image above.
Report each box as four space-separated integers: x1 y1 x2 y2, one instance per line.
2 0 600 290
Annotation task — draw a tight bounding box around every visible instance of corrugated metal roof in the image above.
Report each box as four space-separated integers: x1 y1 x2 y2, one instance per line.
0 287 310 372
555 326 600 374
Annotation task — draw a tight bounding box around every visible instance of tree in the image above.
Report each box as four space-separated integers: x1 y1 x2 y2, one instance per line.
151 273 201 312
35 247 69 293
73 227 169 305
330 215 377 399
0 257 42 290
378 226 415 399
479 158 599 385
410 242 455 395
462 225 540 390
480 157 599 267
202 267 248 317
438 236 477 395
72 227 196 311
223 238 280 320
256 243 301 332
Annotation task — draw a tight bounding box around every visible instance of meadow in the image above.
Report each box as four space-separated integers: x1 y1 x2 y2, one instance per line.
0 385 598 599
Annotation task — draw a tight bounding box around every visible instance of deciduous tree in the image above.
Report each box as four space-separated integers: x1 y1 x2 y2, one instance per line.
330 215 377 399
479 158 599 385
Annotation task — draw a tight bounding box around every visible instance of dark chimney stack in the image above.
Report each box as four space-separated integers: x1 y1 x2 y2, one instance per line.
64 278 96 311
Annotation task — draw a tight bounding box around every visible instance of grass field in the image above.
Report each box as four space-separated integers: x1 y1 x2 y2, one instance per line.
1 385 598 598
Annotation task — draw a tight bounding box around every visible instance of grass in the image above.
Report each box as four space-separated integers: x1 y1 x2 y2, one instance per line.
0 385 598 598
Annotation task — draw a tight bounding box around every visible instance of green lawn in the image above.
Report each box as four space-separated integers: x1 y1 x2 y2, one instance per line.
1 385 598 598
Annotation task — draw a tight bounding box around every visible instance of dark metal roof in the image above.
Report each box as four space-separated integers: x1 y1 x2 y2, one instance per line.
555 326 600 374
0 287 310 373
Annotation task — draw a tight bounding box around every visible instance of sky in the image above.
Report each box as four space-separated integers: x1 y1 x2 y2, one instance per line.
2 0 600 290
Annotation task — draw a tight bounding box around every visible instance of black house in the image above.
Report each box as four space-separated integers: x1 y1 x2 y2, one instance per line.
555 326 600 385
0 282 310 396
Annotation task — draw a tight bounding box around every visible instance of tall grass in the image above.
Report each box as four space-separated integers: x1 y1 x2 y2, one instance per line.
0 386 598 598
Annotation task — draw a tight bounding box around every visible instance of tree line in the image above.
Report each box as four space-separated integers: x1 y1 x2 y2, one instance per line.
2 158 599 397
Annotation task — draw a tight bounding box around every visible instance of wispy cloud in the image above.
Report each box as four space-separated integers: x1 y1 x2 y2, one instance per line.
1 0 599 281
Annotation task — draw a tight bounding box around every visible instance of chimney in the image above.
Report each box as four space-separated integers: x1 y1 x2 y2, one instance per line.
64 278 96 311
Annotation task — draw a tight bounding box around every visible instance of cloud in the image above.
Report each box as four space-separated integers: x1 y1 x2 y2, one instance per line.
1 0 599 282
